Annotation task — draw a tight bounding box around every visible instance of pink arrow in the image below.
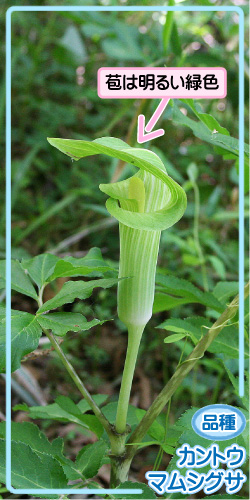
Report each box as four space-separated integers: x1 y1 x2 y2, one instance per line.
137 98 170 144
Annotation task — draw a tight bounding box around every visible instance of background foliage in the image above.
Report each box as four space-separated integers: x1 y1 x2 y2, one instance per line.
0 0 249 498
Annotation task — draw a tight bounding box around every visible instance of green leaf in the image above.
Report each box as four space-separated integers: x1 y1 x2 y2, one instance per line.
21 248 114 289
38 277 119 313
175 406 200 429
209 324 249 358
23 394 106 419
0 420 81 480
113 481 157 498
0 260 38 299
154 274 223 312
213 281 239 305
25 395 106 437
78 414 105 437
161 442 176 455
164 333 188 343
157 318 201 345
182 253 202 266
77 394 107 412
75 440 108 478
55 395 84 418
0 310 42 373
208 256 226 280
37 312 107 336
13 402 29 412
54 396 104 436
136 408 165 441
184 316 249 359
47 247 113 281
155 275 202 303
49 440 82 481
235 154 249 194
135 408 182 449
0 421 56 457
21 253 59 288
223 363 249 410
172 101 249 158
170 20 182 56
159 315 249 360
0 440 68 489
182 99 230 136
102 402 139 427
26 402 81 422
153 293 189 313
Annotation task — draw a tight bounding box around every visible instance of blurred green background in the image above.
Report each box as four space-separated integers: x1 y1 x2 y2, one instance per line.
1 0 249 490
3 0 248 264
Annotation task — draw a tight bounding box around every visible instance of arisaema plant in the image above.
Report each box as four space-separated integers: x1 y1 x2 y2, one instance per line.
46 137 248 488
48 137 187 438
0 136 247 491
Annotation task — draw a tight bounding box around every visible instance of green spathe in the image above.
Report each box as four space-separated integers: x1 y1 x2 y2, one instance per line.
47 137 186 329
48 136 187 433
98 146 186 331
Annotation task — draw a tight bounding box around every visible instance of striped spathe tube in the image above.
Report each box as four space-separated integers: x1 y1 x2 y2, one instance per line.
98 142 187 332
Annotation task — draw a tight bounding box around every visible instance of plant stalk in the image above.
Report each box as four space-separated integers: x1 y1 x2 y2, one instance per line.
163 0 175 53
109 426 132 487
115 325 144 434
42 327 113 438
110 455 133 488
125 282 249 461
